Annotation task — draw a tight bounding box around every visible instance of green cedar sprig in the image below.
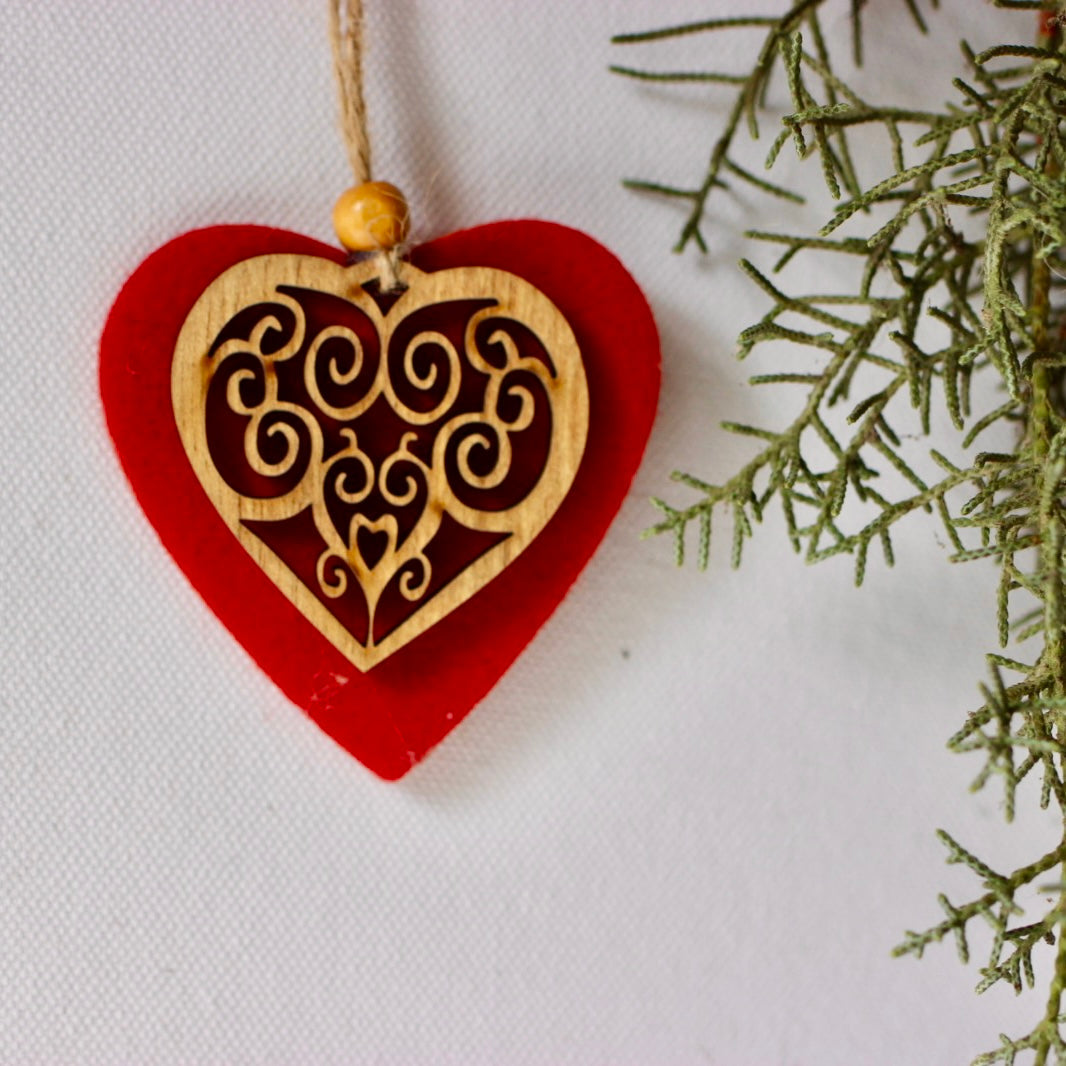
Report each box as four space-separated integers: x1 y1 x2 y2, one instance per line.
615 3 1066 1062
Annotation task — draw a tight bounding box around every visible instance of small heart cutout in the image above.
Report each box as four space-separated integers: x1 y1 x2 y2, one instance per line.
100 220 659 778
355 523 390 572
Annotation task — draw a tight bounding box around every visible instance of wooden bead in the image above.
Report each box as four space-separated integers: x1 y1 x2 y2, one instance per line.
332 182 410 253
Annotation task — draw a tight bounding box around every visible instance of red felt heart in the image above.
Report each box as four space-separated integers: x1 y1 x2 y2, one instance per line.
100 220 659 779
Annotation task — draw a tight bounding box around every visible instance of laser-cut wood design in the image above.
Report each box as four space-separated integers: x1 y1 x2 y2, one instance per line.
171 255 589 670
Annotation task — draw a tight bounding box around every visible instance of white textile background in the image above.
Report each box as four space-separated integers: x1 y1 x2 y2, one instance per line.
0 2 1049 1063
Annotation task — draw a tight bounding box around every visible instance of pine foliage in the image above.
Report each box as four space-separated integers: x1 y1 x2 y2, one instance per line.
615 3 1066 1061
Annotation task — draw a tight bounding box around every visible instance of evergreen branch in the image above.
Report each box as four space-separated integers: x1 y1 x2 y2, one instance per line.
723 158 806 202
621 180 701 199
620 4 1066 1058
977 45 1066 64
893 840 1066 960
819 146 998 236
612 0 844 251
608 66 748 84
611 17 780 45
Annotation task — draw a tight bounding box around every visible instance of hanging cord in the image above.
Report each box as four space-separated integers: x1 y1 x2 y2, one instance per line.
329 0 372 185
328 0 408 290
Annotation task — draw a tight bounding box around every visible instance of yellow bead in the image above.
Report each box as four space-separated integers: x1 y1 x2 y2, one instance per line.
332 182 411 253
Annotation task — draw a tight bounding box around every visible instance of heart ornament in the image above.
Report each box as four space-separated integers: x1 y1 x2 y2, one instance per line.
101 221 658 778
171 255 588 671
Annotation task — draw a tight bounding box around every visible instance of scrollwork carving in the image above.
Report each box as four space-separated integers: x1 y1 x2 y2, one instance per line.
172 256 588 670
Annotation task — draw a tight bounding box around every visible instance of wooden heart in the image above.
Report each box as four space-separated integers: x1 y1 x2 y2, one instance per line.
171 256 589 670
101 221 659 778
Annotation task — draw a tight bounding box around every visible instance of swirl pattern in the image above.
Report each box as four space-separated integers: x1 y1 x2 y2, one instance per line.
173 256 588 670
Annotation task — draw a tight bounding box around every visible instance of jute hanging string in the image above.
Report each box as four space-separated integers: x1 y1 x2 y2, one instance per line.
328 0 410 289
329 0 372 185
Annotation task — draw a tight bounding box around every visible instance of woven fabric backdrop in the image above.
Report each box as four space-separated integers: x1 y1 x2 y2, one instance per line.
1 2 1042 1062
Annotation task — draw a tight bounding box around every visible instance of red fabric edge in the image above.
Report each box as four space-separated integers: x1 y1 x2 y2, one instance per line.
100 220 660 779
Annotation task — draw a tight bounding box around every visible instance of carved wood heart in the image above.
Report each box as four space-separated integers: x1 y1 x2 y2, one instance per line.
101 221 659 778
171 256 589 671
